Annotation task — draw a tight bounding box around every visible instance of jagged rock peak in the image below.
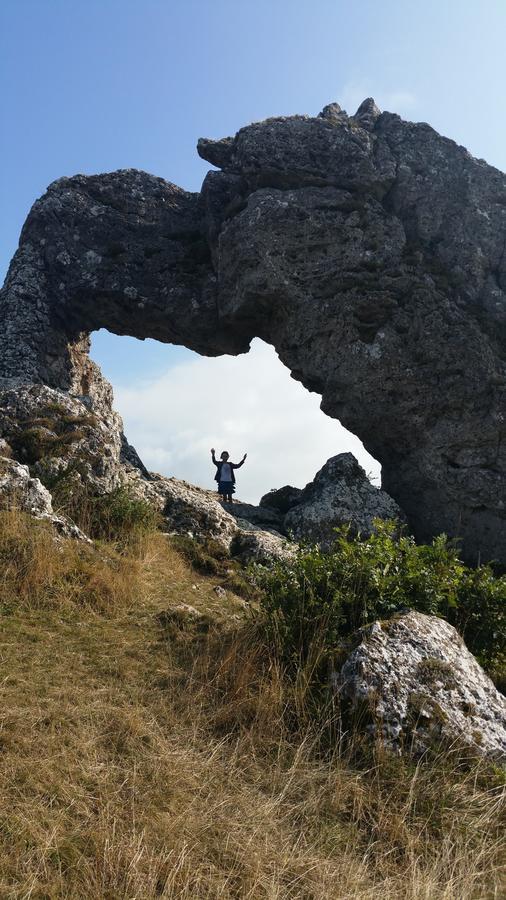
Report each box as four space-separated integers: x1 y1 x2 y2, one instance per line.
197 135 234 169
353 97 382 129
260 453 403 547
318 101 348 122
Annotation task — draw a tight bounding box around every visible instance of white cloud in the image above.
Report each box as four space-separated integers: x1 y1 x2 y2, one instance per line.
339 82 417 117
114 339 380 504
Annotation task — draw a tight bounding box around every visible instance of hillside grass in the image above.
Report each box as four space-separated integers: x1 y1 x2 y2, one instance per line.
0 509 504 898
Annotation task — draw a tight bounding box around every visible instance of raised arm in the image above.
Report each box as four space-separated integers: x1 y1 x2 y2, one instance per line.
211 448 218 465
232 453 247 469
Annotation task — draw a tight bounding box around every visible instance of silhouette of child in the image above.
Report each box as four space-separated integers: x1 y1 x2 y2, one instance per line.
211 448 247 503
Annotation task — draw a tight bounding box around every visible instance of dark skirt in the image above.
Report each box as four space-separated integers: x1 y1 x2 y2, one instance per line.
217 480 235 495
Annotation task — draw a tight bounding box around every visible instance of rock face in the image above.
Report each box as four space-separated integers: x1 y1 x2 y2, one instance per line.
260 453 402 546
0 382 123 495
1 99 506 564
0 455 88 539
338 611 506 761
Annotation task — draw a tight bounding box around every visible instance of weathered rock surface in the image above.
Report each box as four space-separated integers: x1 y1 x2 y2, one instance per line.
0 456 54 517
0 383 123 495
230 518 293 563
260 453 402 546
338 611 506 761
0 455 87 539
2 99 506 563
141 478 292 561
228 500 285 532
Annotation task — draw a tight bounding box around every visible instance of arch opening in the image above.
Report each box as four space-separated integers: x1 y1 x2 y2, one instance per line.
90 331 381 505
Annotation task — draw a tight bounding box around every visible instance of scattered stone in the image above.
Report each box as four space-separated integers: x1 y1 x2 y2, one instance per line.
158 604 210 630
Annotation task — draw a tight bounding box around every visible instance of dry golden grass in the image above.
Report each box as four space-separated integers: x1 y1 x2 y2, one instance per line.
0 510 503 898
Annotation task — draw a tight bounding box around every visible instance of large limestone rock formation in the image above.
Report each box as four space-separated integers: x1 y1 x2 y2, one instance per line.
337 611 506 761
1 98 505 564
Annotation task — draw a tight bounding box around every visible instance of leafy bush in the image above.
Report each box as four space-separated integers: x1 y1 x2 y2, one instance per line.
254 521 506 679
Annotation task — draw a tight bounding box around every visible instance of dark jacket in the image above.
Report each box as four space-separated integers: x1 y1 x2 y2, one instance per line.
212 455 245 484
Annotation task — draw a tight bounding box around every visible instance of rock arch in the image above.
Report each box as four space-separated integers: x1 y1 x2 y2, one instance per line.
1 99 505 564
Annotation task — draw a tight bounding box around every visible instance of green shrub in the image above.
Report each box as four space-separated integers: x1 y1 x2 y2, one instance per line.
88 489 161 543
51 479 161 546
254 521 506 681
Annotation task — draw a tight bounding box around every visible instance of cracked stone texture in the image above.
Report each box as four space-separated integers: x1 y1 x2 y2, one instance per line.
337 611 506 761
112 471 293 561
1 98 506 564
0 455 88 540
260 453 403 546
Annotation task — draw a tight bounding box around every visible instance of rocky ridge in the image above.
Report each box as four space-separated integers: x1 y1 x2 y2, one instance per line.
0 381 292 561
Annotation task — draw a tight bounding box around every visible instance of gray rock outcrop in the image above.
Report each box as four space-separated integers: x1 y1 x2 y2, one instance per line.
260 453 402 546
338 611 506 761
0 455 88 540
1 99 506 564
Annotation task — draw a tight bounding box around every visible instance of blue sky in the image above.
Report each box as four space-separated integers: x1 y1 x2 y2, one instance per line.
2 0 506 500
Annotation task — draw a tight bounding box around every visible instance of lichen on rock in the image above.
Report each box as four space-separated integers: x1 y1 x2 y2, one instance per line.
337 611 506 761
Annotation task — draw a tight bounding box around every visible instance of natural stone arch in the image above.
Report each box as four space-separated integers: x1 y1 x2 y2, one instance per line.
1 98 505 565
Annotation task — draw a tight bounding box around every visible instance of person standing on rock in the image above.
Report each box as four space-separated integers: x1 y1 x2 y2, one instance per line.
211 448 247 504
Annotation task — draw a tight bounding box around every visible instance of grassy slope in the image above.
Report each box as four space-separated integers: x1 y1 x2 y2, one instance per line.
0 511 504 899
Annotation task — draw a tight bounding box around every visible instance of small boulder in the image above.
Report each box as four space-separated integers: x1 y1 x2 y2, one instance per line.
228 500 285 531
259 485 303 515
0 456 53 517
337 611 506 761
231 519 294 564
